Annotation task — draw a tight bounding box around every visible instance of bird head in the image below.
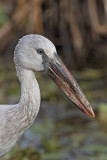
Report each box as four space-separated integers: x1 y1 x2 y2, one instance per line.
14 34 95 117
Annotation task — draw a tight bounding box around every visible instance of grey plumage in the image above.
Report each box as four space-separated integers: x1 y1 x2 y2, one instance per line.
0 34 55 157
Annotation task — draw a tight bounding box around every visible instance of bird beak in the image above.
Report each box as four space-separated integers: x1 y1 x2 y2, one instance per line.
46 54 95 117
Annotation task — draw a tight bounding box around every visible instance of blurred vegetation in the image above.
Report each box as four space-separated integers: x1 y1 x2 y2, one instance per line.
0 61 107 160
0 0 107 70
0 0 107 160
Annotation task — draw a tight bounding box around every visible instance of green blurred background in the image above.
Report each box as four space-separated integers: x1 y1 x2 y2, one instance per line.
0 0 107 160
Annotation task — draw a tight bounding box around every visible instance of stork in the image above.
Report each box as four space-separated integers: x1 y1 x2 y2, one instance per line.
0 35 95 157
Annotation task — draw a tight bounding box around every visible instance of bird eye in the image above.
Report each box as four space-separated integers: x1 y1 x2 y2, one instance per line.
36 48 44 55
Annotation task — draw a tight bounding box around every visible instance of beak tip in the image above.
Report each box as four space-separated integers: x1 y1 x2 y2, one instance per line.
92 111 95 118
89 108 95 118
83 106 95 118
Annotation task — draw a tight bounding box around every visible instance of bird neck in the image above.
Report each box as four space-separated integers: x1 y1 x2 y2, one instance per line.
17 67 41 126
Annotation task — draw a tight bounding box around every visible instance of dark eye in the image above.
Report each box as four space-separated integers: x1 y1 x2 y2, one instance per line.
36 48 44 55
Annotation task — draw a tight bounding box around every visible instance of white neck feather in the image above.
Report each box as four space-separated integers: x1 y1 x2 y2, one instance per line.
0 66 41 156
15 66 41 130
